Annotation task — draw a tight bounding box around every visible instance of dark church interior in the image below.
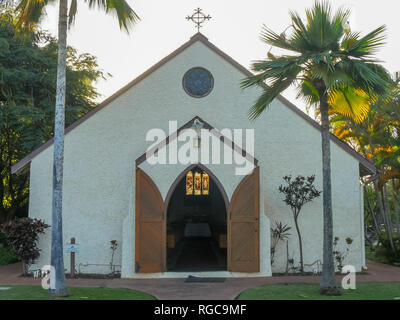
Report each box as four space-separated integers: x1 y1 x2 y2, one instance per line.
166 168 227 271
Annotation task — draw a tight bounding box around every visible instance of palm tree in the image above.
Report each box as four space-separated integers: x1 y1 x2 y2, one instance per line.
15 0 139 297
331 90 400 249
242 1 391 295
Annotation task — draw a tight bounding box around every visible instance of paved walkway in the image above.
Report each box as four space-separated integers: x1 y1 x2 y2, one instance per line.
1 260 399 300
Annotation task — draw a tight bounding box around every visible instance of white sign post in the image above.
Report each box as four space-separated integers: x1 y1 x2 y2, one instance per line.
66 238 79 278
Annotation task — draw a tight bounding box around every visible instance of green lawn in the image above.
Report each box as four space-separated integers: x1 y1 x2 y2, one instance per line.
237 282 400 300
0 285 155 300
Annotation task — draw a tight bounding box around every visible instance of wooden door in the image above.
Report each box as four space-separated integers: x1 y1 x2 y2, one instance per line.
228 166 260 272
135 168 166 273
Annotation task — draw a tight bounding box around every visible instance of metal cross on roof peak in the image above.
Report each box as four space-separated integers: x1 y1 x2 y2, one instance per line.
186 8 211 32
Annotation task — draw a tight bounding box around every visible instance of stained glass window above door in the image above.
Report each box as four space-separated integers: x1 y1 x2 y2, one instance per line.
186 170 209 196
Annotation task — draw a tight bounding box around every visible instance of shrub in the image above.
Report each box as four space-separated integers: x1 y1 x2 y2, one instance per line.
376 234 400 264
1 218 49 274
333 236 353 272
270 222 291 266
0 231 6 247
0 247 19 265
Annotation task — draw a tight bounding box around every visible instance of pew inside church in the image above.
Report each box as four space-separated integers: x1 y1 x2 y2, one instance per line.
166 168 227 271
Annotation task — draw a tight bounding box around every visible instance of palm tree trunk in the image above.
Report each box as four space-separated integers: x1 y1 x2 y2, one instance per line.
364 185 380 238
373 178 397 254
374 179 386 227
49 0 69 297
382 184 395 250
374 180 395 251
392 181 400 234
382 185 392 230
318 89 341 296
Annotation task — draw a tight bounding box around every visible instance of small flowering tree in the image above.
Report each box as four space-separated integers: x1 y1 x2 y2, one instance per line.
279 175 321 273
1 218 49 274
333 236 353 272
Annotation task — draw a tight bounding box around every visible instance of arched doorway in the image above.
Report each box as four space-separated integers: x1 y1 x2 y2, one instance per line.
135 165 260 274
165 164 229 271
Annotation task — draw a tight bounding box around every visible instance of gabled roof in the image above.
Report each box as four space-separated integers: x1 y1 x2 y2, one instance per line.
135 115 258 167
11 32 376 175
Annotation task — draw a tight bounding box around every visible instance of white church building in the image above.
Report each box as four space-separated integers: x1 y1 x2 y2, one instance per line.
12 33 374 278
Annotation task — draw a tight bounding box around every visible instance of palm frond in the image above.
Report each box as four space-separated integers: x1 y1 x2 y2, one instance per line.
85 0 140 33
260 25 300 53
296 80 320 106
68 0 78 26
16 0 140 32
241 55 303 89
343 25 387 58
328 86 370 123
248 77 295 120
15 0 55 29
340 59 391 95
302 1 347 51
308 63 352 89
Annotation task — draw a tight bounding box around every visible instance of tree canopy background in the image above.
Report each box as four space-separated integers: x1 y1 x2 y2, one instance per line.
0 9 107 222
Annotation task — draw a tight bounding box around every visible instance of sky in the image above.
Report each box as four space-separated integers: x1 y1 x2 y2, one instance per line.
39 0 400 112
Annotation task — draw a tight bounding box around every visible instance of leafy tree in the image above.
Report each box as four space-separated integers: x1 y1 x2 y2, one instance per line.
1 217 49 274
14 0 140 297
279 175 321 273
242 0 392 295
0 10 105 225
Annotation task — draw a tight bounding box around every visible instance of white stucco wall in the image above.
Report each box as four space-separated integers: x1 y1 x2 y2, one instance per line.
28 38 365 277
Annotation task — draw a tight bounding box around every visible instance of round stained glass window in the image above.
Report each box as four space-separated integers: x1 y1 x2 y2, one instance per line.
182 67 214 98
